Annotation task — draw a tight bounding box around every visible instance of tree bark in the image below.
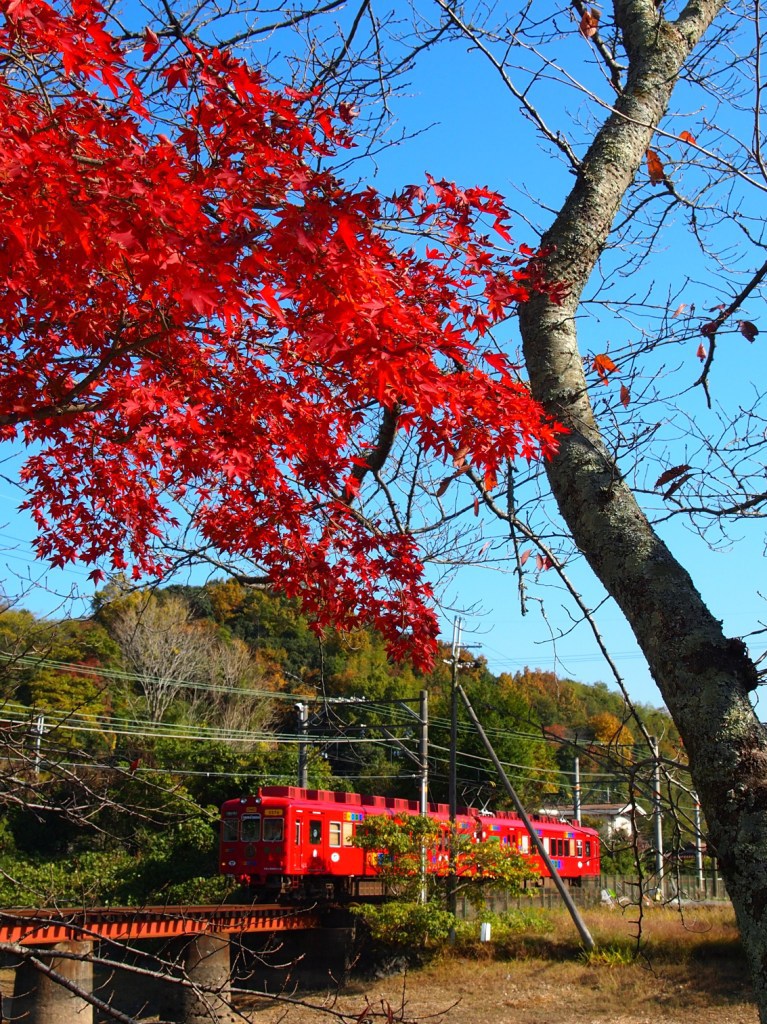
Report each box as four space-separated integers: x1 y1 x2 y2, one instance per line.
517 0 767 1016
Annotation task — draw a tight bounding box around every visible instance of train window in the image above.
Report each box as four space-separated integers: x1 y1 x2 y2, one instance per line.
519 835 529 853
576 839 583 857
222 814 238 842
295 820 302 845
309 820 322 844
241 814 261 842
263 817 284 842
585 840 592 857
329 821 342 848
343 822 354 846
542 837 550 853
563 840 571 856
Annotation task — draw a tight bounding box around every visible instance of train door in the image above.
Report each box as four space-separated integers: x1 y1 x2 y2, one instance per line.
241 812 261 876
260 808 286 876
307 811 325 872
328 819 343 874
293 809 308 873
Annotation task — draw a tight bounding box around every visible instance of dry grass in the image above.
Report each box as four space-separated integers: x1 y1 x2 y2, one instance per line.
515 902 743 962
247 904 757 1024
416 905 754 1023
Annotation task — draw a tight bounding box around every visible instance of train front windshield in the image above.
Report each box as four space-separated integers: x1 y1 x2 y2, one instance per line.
242 814 261 841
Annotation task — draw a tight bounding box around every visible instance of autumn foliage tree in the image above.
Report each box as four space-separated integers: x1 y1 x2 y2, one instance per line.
0 0 564 669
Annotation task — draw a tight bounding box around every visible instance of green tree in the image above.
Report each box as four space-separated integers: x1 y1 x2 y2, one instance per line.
352 812 537 950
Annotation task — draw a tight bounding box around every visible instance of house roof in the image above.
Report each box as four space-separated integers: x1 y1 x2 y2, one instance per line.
544 803 648 818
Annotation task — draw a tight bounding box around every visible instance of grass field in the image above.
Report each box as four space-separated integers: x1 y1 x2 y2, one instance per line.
244 904 756 1024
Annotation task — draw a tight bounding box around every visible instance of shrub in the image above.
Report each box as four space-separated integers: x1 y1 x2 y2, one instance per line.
353 900 455 951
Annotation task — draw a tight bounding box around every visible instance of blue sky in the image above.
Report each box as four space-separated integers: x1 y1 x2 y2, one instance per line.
2 3 766 715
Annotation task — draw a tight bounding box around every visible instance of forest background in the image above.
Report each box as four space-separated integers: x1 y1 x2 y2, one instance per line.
0 581 681 909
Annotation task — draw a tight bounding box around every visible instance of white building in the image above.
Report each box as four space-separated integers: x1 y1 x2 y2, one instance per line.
545 802 648 838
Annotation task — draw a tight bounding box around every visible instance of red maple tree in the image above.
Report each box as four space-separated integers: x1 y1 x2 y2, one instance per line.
0 0 563 665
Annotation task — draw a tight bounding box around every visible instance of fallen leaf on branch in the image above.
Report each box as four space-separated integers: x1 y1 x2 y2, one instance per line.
655 464 691 489
593 352 618 383
738 320 759 342
579 7 600 38
663 473 692 499
646 149 667 185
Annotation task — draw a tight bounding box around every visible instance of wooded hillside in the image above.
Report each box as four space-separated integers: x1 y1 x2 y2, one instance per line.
0 581 683 905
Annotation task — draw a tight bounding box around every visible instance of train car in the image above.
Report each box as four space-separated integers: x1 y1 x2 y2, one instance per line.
219 786 600 900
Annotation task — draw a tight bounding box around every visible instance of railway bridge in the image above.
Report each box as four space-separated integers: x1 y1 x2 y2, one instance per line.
0 903 331 1024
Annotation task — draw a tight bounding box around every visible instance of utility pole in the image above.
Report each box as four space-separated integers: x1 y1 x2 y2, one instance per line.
573 756 581 824
419 688 429 904
296 702 309 788
447 617 462 925
33 714 44 776
651 736 664 897
693 794 704 892
377 694 430 902
419 689 429 818
456 681 595 950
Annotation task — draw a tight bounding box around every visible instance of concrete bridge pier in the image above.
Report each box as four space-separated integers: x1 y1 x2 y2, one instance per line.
12 940 94 1024
179 931 236 1024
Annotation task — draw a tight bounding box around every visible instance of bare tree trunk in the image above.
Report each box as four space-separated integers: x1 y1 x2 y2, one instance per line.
518 0 767 1015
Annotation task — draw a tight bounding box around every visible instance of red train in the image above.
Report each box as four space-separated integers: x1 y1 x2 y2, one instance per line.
219 786 600 900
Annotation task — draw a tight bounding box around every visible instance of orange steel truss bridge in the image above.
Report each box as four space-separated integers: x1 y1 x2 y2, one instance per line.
0 903 320 945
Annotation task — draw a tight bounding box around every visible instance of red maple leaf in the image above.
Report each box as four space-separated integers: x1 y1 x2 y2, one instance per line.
0 0 567 671
142 28 160 61
578 8 600 38
592 353 618 383
646 149 667 185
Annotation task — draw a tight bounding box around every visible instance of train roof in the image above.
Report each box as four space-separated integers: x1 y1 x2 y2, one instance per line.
222 786 598 833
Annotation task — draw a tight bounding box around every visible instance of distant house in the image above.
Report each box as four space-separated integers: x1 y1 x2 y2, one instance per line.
543 802 648 838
